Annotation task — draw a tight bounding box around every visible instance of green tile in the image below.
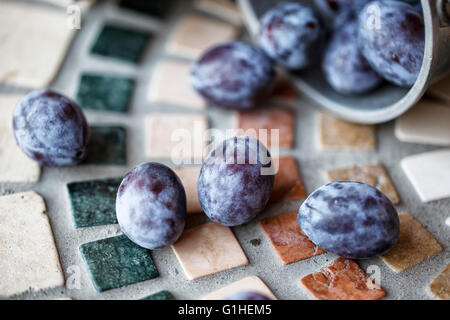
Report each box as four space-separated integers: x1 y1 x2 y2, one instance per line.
91 24 151 63
140 290 175 300
80 235 159 292
119 0 175 19
82 126 126 165
67 177 122 228
76 74 134 113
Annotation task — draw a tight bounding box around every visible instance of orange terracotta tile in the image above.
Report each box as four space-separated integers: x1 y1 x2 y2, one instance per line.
270 156 306 203
260 211 324 265
300 257 386 300
236 107 295 148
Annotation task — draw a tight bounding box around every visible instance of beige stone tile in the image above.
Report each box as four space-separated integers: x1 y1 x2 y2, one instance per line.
427 263 450 300
0 95 40 182
318 111 376 151
174 166 202 214
166 14 238 59
0 2 75 88
0 192 64 297
203 276 277 300
326 163 400 204
146 113 208 160
381 213 442 272
171 222 248 280
194 0 243 25
149 59 206 109
300 258 386 300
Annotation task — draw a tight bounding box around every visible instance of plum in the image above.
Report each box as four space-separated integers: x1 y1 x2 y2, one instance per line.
298 181 399 259
259 2 323 70
358 0 425 87
190 41 275 110
116 162 186 249
13 89 89 167
198 136 274 226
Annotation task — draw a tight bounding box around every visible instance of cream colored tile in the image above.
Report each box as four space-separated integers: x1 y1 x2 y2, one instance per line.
0 2 75 88
0 192 64 297
395 100 450 146
171 223 248 280
401 149 450 202
0 95 40 182
149 59 206 109
203 276 277 300
381 213 442 272
146 113 208 160
166 14 238 59
174 166 202 214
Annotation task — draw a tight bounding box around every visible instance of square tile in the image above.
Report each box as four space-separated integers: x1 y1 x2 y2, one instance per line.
427 264 450 300
67 177 122 228
300 257 386 300
82 126 127 165
171 222 249 280
91 24 151 64
80 234 158 292
270 156 306 203
146 114 208 160
0 95 40 183
203 276 277 300
395 100 450 146
271 71 298 104
235 107 295 148
259 211 325 265
0 192 64 297
174 166 202 214
194 0 243 25
326 163 400 204
149 59 206 109
119 0 175 19
0 2 75 88
401 149 450 202
381 213 442 273
141 290 175 300
318 111 376 151
76 74 134 113
428 74 450 103
166 14 238 59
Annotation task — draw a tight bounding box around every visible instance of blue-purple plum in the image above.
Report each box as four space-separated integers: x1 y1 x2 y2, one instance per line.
314 0 370 20
116 162 186 250
259 2 323 70
358 0 425 87
224 291 272 300
198 136 274 226
298 181 399 259
13 89 89 167
190 41 275 110
323 11 382 94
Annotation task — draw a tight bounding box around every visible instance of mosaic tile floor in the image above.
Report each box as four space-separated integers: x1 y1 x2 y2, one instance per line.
0 0 448 300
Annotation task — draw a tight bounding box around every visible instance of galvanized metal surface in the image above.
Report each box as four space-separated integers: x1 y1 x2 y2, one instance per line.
239 0 450 124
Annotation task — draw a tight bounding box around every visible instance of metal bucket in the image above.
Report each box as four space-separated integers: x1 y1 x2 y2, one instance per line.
238 0 450 124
